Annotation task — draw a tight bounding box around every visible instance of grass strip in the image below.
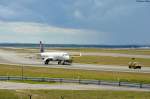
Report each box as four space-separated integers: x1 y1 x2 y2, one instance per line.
0 64 150 83
0 90 150 99
73 56 150 66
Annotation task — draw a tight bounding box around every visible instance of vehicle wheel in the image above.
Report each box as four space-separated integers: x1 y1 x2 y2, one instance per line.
58 61 61 65
137 66 141 69
62 61 66 65
45 60 50 65
129 66 131 69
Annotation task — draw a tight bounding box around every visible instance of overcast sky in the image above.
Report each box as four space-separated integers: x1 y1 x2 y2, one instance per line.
0 0 149 44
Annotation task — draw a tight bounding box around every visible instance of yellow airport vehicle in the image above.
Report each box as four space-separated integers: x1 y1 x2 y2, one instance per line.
128 58 141 69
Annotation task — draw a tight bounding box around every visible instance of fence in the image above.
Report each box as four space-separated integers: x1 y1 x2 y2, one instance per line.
0 76 150 89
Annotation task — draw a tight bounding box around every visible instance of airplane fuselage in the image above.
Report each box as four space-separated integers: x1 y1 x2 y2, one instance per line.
40 52 71 65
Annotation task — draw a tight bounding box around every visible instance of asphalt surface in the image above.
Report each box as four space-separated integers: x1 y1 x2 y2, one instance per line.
0 81 149 91
0 49 150 73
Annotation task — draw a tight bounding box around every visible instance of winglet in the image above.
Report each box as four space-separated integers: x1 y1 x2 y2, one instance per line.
80 52 82 56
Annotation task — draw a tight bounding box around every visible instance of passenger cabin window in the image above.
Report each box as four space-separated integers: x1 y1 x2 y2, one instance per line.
63 54 68 56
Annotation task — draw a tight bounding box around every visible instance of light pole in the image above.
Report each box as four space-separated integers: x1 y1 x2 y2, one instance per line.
28 94 32 99
21 65 24 80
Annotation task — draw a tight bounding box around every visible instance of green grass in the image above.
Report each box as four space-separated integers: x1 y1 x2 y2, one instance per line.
47 48 150 55
0 90 18 99
7 80 57 84
2 48 150 55
0 90 150 99
1 64 150 83
0 48 39 53
73 56 150 66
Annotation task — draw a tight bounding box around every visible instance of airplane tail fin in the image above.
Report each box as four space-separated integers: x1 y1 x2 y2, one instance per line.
40 41 44 53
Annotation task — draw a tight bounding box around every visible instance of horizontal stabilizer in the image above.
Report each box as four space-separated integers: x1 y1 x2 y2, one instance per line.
71 52 82 57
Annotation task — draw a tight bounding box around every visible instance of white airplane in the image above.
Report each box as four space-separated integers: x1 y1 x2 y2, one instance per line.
40 41 76 65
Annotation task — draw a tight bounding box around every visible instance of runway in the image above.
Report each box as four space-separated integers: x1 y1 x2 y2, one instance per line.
1 63 150 74
0 49 150 73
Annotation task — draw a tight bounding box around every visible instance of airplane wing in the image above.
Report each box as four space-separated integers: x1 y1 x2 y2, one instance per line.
70 52 82 57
